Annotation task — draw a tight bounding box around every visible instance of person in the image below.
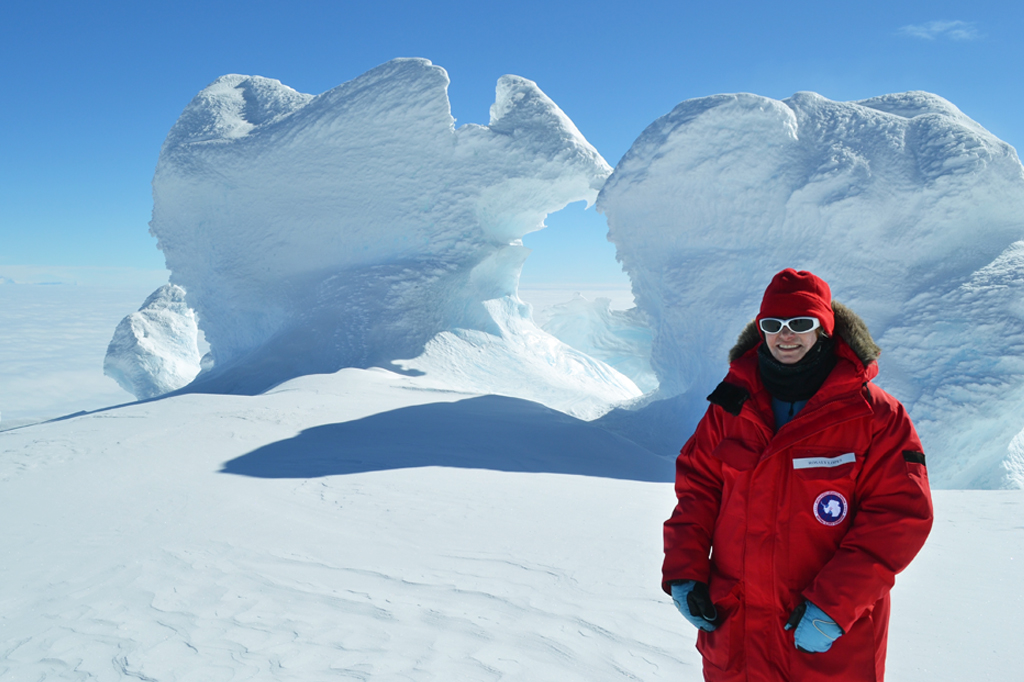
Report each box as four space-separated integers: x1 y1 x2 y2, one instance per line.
662 269 933 682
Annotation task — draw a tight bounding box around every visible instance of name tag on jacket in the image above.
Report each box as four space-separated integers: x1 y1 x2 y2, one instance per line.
792 452 857 469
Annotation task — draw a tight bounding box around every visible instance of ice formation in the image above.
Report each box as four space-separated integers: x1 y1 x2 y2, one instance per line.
148 58 639 415
103 284 201 399
1007 427 1024 489
598 91 1024 488
141 63 1023 485
538 294 656 393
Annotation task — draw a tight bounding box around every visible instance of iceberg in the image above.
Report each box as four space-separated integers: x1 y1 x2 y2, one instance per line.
103 284 201 399
147 58 639 415
598 91 1024 488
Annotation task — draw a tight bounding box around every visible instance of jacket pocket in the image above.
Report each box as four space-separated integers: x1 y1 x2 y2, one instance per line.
788 448 859 549
711 438 762 472
696 579 743 671
791 609 878 681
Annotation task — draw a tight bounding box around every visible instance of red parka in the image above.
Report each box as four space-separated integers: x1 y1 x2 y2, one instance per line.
663 307 933 682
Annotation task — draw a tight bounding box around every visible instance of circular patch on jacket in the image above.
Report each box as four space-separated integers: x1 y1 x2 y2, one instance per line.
814 491 848 526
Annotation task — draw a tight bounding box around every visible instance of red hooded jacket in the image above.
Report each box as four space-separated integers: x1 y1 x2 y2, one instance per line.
663 307 933 682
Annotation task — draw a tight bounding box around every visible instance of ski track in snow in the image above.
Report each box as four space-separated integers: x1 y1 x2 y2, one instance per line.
2 368 1022 680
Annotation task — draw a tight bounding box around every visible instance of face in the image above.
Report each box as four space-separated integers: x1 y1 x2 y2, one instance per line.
765 326 819 364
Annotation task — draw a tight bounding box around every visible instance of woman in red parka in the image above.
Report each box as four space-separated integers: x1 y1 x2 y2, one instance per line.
663 269 933 682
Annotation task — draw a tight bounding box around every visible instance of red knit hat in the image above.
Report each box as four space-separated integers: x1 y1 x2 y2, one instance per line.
757 269 835 336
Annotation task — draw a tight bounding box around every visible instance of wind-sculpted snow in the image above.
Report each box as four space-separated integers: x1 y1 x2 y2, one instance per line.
149 59 637 414
598 90 1024 488
103 284 201 400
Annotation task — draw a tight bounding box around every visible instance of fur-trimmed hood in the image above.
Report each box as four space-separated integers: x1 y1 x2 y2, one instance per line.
728 301 881 366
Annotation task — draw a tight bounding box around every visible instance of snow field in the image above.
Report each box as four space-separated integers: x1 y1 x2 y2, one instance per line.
0 369 688 680
1 368 1021 680
886 490 1024 681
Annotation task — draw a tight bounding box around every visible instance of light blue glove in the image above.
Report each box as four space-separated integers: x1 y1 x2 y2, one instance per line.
670 580 718 632
785 601 843 653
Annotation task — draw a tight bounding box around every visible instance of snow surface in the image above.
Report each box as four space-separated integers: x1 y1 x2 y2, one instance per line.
598 90 1024 489
149 58 638 417
103 284 202 399
1 368 1020 680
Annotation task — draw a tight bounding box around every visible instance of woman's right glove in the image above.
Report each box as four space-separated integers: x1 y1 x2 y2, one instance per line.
670 580 718 632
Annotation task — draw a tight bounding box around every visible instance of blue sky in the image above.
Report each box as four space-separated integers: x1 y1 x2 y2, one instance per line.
2 0 1020 286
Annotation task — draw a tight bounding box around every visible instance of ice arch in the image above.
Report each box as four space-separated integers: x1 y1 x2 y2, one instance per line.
146 58 640 417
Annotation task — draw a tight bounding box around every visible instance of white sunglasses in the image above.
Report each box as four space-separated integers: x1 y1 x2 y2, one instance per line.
758 317 821 334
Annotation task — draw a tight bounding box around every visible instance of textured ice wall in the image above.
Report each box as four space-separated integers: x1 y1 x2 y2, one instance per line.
149 59 638 412
598 91 1024 488
104 284 201 399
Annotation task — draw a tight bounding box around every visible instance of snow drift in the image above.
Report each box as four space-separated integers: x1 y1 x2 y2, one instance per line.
103 284 201 399
598 91 1024 488
148 59 639 415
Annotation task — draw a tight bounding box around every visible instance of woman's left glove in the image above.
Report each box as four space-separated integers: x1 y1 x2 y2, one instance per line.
785 600 843 653
670 580 718 632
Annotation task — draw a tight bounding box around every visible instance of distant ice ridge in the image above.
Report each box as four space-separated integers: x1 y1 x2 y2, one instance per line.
598 90 1024 489
104 284 201 399
537 294 657 393
148 58 638 416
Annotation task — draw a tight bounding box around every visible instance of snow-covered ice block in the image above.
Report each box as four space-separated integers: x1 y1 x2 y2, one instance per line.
148 58 635 414
598 90 1024 488
103 284 201 399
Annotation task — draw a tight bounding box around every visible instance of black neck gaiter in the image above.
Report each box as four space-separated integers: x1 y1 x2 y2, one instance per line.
758 336 837 402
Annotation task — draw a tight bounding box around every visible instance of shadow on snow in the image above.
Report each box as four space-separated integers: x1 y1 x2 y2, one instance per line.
220 395 674 482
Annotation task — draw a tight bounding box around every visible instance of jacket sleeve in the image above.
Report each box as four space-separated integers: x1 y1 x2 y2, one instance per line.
662 404 726 593
802 389 934 632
